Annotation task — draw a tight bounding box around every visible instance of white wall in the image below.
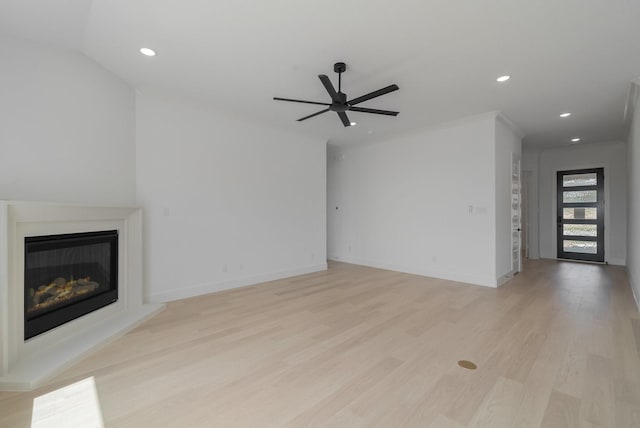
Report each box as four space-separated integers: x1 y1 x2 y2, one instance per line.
136 93 327 302
627 82 640 306
495 117 523 280
535 142 627 265
0 36 136 205
327 113 502 287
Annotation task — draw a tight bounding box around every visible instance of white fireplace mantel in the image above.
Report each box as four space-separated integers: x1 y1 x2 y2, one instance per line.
0 201 164 391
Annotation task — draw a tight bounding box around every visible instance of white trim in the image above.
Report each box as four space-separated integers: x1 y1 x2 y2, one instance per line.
497 113 526 139
624 81 640 123
607 258 626 266
497 273 513 287
328 256 499 288
147 263 328 303
0 203 8 376
629 267 640 312
334 111 501 149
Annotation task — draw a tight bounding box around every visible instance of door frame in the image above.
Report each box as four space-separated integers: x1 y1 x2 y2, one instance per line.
553 165 609 263
511 153 522 273
521 170 532 259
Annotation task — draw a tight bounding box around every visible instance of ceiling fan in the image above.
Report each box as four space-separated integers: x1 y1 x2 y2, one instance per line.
274 62 399 127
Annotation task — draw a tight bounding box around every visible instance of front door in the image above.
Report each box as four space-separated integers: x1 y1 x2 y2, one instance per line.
556 168 604 262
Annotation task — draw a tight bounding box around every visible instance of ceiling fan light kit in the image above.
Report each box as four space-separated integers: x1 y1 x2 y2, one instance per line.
274 62 399 127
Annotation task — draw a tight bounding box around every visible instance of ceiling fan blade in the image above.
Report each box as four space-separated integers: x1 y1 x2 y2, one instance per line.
349 106 399 116
318 75 340 103
348 84 399 106
337 112 352 127
274 97 331 106
297 108 330 122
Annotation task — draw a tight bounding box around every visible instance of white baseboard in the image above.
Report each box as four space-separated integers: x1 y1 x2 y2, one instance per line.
496 273 513 287
328 256 498 288
608 258 626 266
147 263 328 303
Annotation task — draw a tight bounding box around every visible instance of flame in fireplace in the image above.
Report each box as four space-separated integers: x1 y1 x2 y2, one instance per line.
28 277 100 313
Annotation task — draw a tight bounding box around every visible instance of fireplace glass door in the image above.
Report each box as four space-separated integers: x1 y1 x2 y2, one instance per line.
24 230 118 339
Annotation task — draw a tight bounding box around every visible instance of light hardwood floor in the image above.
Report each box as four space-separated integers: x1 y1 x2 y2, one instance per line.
1 259 639 427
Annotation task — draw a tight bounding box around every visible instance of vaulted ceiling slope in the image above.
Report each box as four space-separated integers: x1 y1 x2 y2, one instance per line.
2 0 640 147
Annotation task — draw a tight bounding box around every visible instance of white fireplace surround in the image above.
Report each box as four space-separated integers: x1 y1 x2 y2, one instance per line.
0 201 164 391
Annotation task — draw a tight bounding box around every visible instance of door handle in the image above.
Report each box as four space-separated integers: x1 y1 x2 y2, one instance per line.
557 215 562 228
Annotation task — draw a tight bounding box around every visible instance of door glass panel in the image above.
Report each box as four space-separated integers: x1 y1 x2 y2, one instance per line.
563 190 597 203
563 173 597 187
563 224 597 237
563 207 597 220
563 240 597 254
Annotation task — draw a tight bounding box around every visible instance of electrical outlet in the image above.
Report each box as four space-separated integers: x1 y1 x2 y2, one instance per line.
222 264 228 273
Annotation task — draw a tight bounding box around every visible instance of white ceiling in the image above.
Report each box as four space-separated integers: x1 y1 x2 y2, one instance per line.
2 0 640 147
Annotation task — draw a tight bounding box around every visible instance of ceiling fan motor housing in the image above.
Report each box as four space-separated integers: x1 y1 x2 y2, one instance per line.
330 92 349 112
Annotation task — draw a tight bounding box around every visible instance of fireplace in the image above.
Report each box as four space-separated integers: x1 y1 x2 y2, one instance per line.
24 230 119 340
1 202 164 391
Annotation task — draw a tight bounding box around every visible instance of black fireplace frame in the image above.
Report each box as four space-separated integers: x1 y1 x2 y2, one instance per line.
24 230 119 340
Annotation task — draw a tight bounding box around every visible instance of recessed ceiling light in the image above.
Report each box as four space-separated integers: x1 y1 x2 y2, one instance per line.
139 48 156 57
560 112 572 118
571 137 581 142
496 75 511 83
350 122 357 126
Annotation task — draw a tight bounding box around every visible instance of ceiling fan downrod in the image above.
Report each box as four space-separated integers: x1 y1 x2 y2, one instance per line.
334 62 346 93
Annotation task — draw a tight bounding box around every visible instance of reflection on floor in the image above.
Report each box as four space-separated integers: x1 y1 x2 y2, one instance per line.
31 377 103 428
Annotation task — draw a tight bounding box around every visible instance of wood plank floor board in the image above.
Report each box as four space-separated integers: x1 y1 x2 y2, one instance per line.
579 354 616 426
385 373 470 427
540 390 581 428
428 414 466 428
553 331 590 398
466 376 524 428
281 357 403 427
1 259 639 427
614 401 640 427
